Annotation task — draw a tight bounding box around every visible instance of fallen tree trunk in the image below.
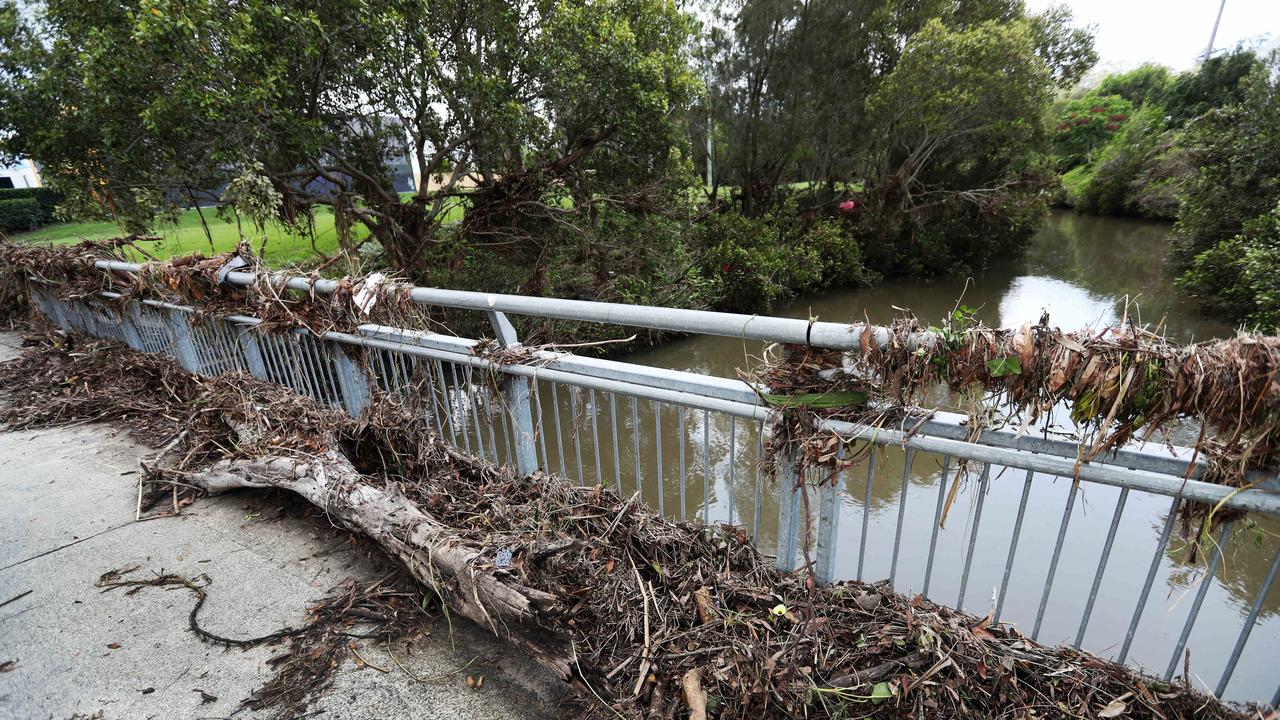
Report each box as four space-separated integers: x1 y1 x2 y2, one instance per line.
192 450 574 684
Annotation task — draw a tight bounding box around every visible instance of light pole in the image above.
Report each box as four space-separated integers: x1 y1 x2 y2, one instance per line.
1203 0 1227 62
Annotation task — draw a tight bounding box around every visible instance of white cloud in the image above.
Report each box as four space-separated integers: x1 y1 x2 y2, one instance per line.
1024 0 1278 71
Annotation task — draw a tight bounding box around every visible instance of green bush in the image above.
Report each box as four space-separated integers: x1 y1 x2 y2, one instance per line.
0 187 63 224
1075 104 1179 218
0 197 41 233
1179 201 1280 329
1170 58 1280 273
695 203 873 312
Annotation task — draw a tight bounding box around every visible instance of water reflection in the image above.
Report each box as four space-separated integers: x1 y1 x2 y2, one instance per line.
512 211 1273 702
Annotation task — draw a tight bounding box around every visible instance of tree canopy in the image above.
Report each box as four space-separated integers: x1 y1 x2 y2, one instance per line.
0 0 699 277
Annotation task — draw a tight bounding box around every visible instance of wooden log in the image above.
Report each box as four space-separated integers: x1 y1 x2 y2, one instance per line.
188 450 576 683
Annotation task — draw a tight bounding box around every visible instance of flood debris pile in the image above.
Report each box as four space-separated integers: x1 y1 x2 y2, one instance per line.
0 339 1256 719
0 238 441 336
758 314 1280 503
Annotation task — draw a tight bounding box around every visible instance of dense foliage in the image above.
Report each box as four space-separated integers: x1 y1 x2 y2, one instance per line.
1055 47 1280 329
1 0 1095 332
699 0 1092 278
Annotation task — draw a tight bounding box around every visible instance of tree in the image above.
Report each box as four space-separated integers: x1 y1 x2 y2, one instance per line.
1049 93 1133 169
1173 54 1280 325
698 0 1093 216
1160 47 1264 126
1096 63 1172 108
855 17 1057 275
0 0 699 280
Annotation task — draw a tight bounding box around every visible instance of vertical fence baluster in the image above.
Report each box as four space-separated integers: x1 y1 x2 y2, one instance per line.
1120 497 1181 664
860 445 880 579
727 416 736 526
678 409 688 520
531 379 549 472
1215 544 1280 696
1165 522 1235 681
995 471 1035 624
1032 479 1079 641
889 449 915 588
571 387 586 485
653 401 664 515
1074 487 1130 647
922 456 951 599
483 388 500 464
701 410 712 524
631 397 642 496
610 393 622 490
956 463 992 610
590 390 604 487
753 424 764 541
551 381 568 479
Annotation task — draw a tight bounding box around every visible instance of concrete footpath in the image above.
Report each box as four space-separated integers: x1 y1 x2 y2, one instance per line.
0 333 563 720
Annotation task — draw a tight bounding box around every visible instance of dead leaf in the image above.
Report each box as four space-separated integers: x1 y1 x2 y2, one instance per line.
693 587 716 624
1099 698 1127 717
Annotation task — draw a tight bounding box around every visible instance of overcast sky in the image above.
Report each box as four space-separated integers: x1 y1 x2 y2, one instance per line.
1024 0 1278 72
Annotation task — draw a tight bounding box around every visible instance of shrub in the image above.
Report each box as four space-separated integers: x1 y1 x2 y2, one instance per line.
0 187 63 224
695 202 873 312
1170 58 1280 272
1179 201 1280 329
1076 104 1177 217
698 211 817 311
0 197 42 233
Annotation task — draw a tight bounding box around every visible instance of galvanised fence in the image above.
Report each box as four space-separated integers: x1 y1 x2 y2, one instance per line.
25 259 1280 707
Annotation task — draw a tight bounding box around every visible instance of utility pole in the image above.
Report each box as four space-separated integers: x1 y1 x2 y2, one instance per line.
1203 0 1227 62
705 113 714 189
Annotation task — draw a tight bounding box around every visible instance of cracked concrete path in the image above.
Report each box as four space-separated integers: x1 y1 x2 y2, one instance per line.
0 333 563 720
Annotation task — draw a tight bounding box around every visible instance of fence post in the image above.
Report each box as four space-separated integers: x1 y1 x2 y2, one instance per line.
814 444 843 584
775 449 802 572
29 287 66 330
234 324 269 379
487 310 539 476
166 309 203 373
331 343 371 417
116 301 146 351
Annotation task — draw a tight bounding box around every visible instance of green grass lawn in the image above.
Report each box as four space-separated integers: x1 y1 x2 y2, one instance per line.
1060 164 1094 206
11 198 473 269
11 205 349 268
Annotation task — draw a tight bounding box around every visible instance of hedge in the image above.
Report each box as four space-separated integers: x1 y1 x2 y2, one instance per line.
0 187 63 224
0 197 42 233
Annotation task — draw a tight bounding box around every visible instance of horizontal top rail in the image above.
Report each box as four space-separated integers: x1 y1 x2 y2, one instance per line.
93 260 864 349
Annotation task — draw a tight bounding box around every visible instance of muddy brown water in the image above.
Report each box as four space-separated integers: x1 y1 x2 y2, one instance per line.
512 210 1277 703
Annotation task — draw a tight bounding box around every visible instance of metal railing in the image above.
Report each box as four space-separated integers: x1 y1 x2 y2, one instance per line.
24 261 1280 706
